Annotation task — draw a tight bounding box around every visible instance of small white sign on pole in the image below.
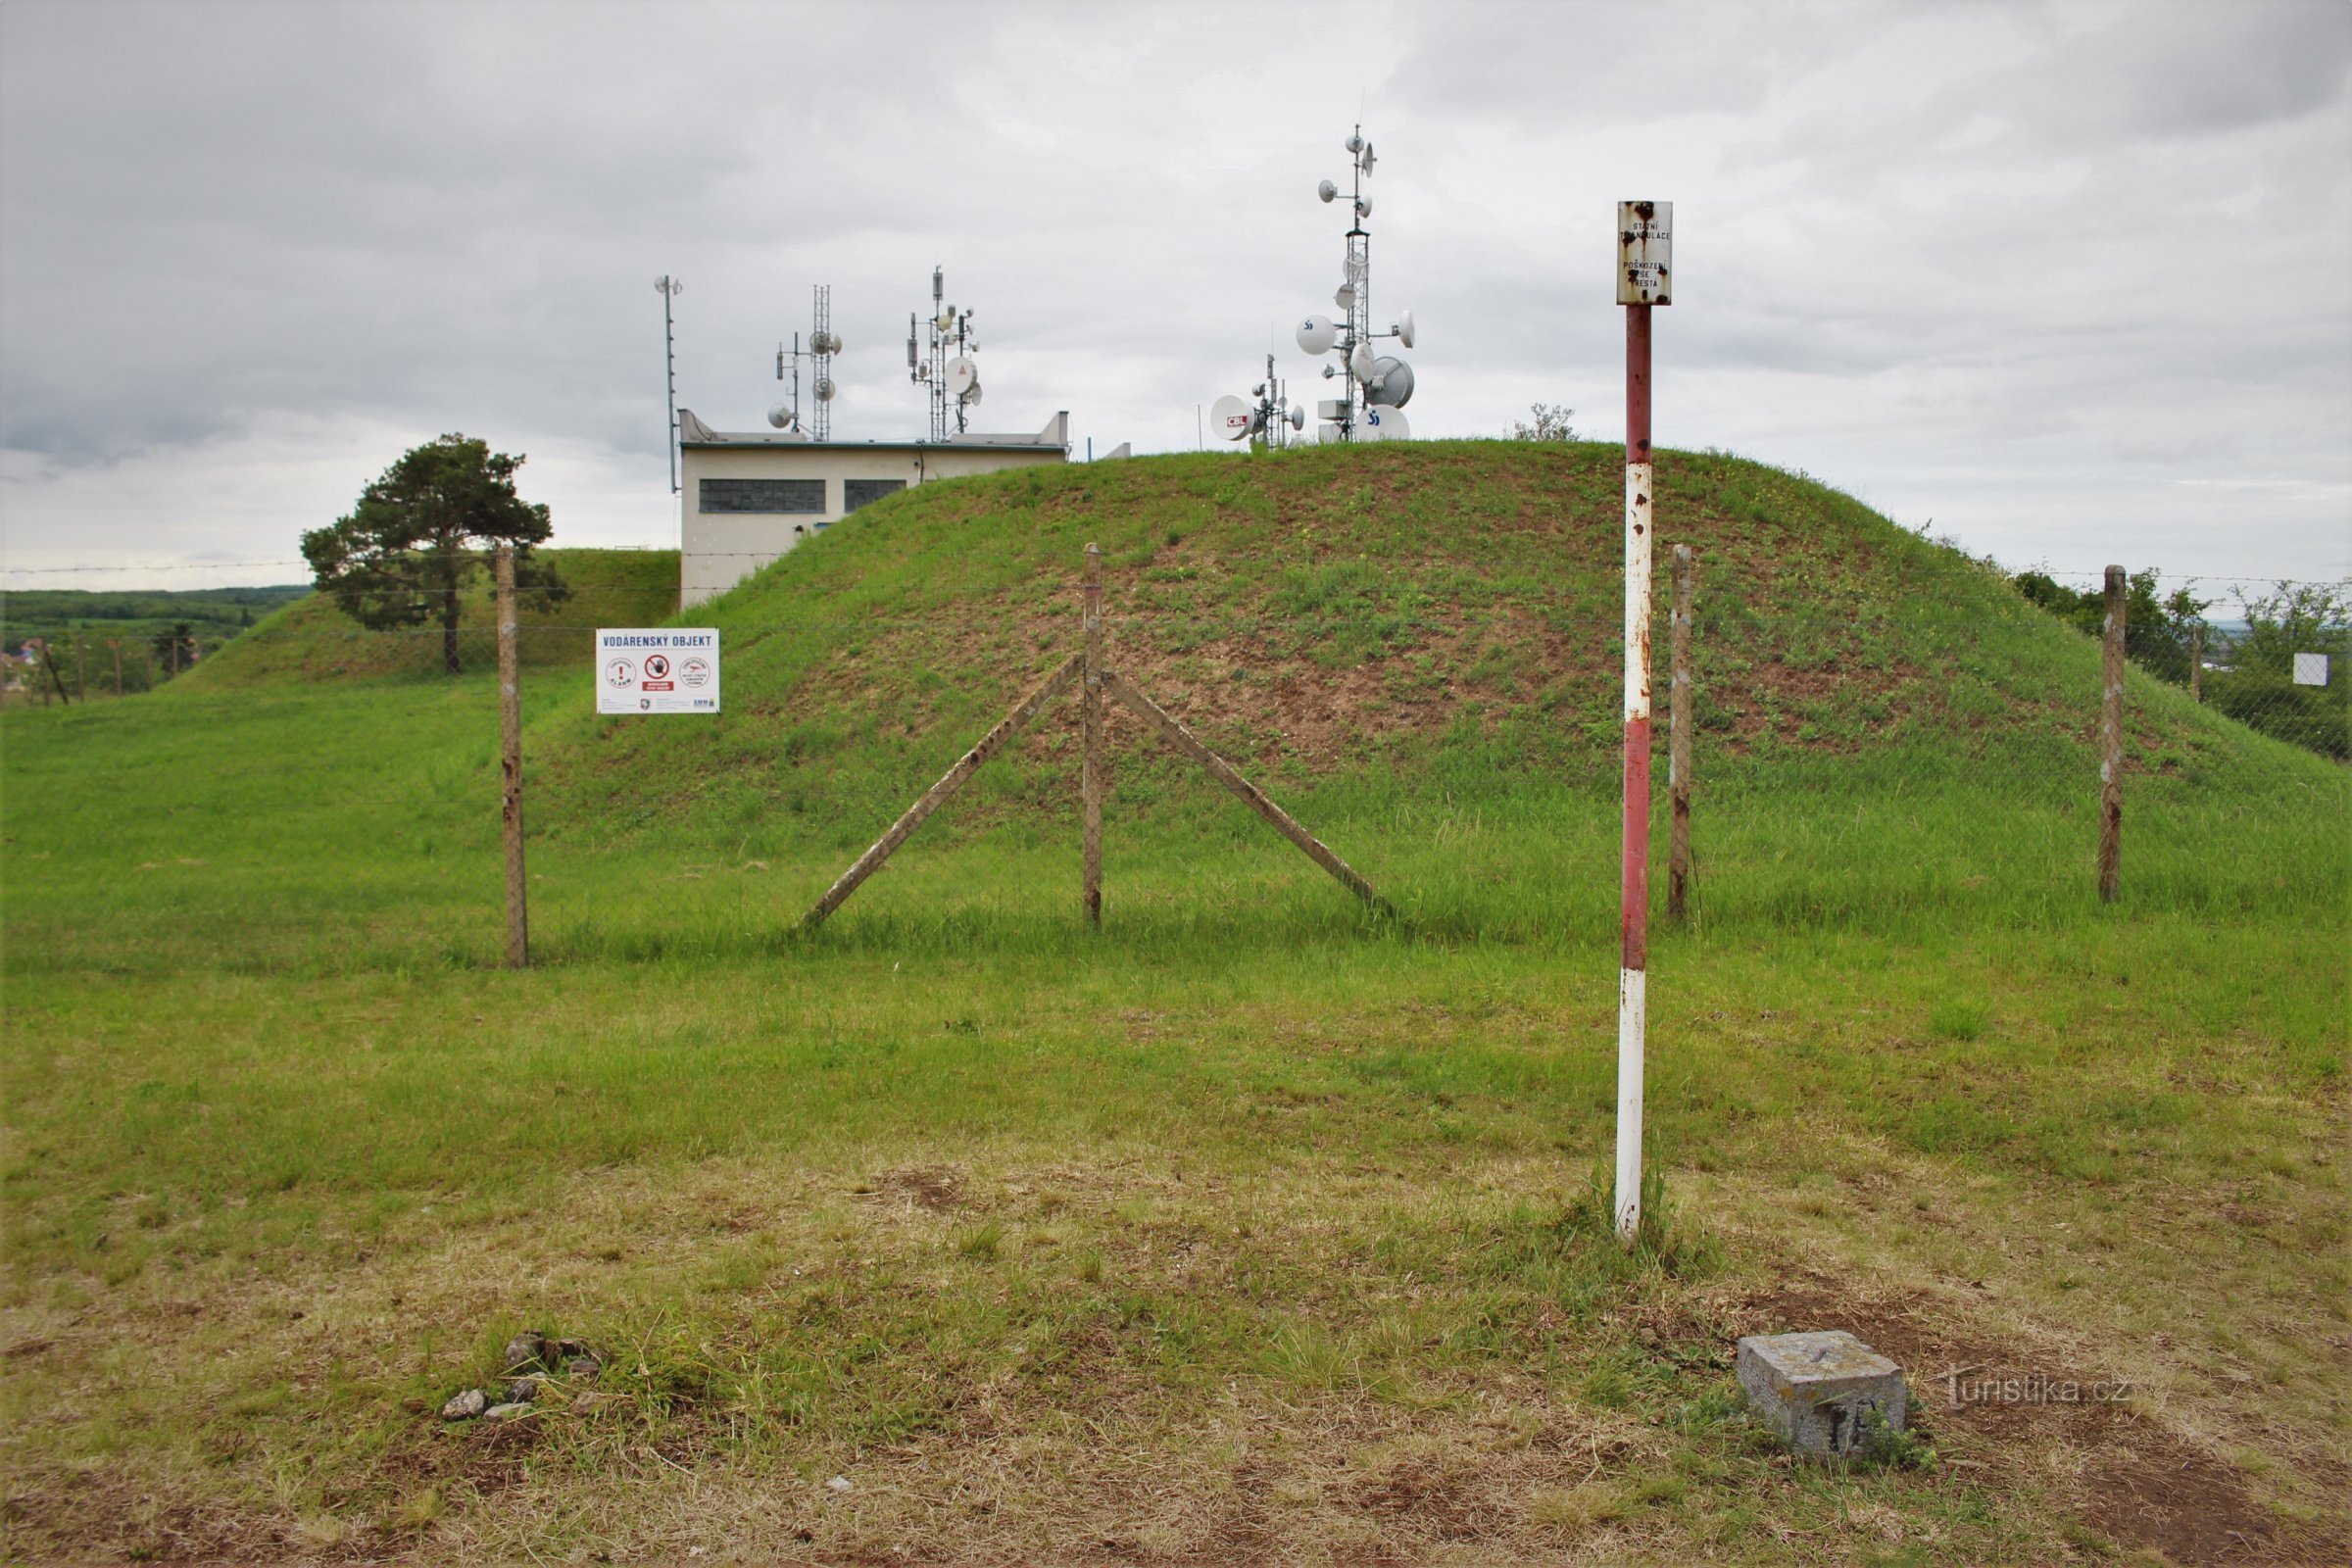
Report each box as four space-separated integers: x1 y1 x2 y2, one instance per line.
597 628 721 714
2292 652 2329 687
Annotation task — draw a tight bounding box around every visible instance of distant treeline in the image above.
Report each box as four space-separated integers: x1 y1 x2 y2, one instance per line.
2 585 310 647
1 584 311 703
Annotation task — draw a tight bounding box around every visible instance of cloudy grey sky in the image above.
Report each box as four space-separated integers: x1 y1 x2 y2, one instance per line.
3 0 2346 590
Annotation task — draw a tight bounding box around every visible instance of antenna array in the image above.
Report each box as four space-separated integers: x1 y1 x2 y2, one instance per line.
769 284 844 438
1296 125 1415 442
907 266 981 442
654 274 683 490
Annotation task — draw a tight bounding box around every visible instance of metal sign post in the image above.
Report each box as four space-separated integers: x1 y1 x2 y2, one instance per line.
1614 200 1671 1247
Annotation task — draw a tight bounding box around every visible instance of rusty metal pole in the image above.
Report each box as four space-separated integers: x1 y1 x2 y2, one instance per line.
1082 544 1104 926
2097 564 2125 905
496 548 528 966
1667 545 1694 924
2189 624 2203 704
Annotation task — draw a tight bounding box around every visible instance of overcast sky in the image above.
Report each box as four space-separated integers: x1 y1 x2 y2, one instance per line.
3 0 2346 592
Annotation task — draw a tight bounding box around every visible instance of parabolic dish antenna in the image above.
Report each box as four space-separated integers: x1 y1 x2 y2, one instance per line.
1296 315 1337 355
1210 393 1252 441
946 356 977 395
1334 283 1355 312
1289 405 1306 431
1367 357 1413 408
767 404 795 429
1355 195 1373 220
1317 178 1338 203
963 380 983 407
1397 309 1415 349
1362 407 1409 441
1348 340 1375 381
813 376 836 402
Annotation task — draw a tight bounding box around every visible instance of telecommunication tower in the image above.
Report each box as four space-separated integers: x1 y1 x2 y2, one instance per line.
1208 351 1306 447
768 284 843 438
1293 126 1416 441
654 274 683 490
907 266 981 442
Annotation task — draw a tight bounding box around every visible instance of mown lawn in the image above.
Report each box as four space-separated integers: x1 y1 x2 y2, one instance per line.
2 649 2345 1563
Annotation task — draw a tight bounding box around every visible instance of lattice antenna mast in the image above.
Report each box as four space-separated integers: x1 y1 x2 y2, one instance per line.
771 284 841 438
1294 126 1417 442
655 274 683 491
908 266 980 442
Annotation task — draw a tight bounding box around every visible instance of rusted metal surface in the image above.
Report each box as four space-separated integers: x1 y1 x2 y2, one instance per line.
2098 564 2126 904
1082 543 1104 926
802 654 1083 929
1668 544 1694 923
1101 667 1391 915
1617 200 1672 308
496 548 528 968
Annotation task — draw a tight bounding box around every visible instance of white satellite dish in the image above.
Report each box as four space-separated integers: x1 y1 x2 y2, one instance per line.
1346 131 1364 154
1210 393 1252 441
1334 283 1355 312
1288 405 1306 431
767 404 796 429
1355 195 1373 220
813 376 836 402
946 356 977 395
1317 178 1338 203
1396 309 1415 349
1363 407 1409 441
963 380 983 407
1348 340 1375 380
1367 357 1413 408
1359 144 1376 174
1296 316 1337 355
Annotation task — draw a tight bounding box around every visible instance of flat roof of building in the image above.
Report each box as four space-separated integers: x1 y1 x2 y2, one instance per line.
678 409 1069 451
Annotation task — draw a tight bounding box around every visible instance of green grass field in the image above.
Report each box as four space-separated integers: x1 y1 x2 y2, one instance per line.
3 445 2344 1565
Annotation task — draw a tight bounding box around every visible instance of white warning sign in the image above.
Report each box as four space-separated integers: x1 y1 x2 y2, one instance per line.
597 628 720 714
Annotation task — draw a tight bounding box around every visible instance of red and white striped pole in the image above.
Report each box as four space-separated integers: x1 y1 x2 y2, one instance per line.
1615 201 1671 1247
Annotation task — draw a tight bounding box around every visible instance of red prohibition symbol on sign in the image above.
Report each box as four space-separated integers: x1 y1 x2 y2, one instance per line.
644 654 671 681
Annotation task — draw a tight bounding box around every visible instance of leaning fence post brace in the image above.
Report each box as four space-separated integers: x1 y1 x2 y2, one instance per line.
1100 669 1392 914
1667 544 1695 924
1082 543 1105 925
2097 564 2126 904
801 655 1084 929
1614 198 1670 1248
496 547 528 967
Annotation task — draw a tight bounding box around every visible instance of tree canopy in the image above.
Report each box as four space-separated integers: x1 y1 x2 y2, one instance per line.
301 434 566 673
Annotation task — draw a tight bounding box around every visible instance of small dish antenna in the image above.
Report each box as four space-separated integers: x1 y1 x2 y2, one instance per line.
1210 393 1252 441
1318 178 1338 203
1296 316 1338 355
908 267 985 438
1334 283 1356 312
946 356 978 396
1348 340 1375 381
1396 309 1415 349
813 376 836 402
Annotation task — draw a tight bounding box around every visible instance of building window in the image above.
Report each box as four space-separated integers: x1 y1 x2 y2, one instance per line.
701 477 824 514
843 479 907 514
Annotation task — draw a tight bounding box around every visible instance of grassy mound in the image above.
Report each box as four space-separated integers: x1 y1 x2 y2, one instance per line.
175 547 679 690
508 443 2337 939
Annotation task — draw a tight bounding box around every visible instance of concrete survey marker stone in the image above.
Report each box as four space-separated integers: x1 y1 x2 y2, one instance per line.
1737 1330 1907 1459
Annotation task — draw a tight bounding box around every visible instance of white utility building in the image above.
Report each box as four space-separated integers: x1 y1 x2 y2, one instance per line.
675 408 1071 608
